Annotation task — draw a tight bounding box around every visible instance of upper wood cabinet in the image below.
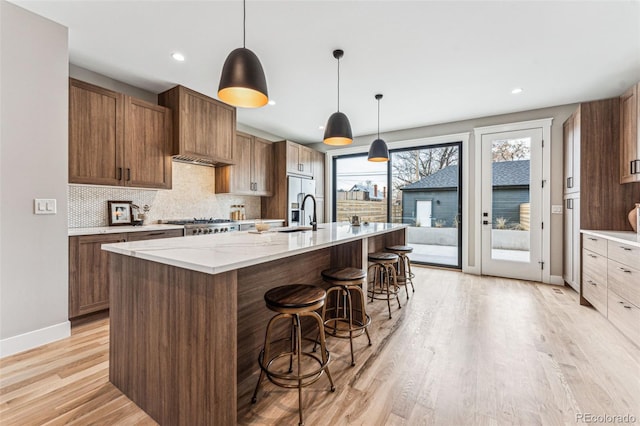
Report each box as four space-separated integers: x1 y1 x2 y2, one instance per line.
286 141 313 176
158 85 236 165
311 149 325 198
69 79 123 186
124 97 172 189
620 82 640 184
215 131 273 196
69 78 172 189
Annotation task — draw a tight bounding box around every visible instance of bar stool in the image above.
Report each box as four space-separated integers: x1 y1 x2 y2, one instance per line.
386 245 415 300
319 267 372 366
367 252 401 319
252 284 335 426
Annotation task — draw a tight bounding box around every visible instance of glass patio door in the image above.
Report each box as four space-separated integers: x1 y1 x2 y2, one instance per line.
480 128 543 281
390 142 462 268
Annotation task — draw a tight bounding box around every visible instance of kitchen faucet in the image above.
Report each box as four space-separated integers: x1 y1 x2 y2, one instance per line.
301 194 318 231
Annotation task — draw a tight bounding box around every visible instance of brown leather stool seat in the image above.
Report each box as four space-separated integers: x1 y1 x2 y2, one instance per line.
367 252 401 319
252 284 335 426
386 245 415 299
318 267 372 366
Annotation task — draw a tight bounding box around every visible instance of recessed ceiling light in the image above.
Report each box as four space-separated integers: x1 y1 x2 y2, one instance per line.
268 100 276 106
172 52 185 62
511 87 523 94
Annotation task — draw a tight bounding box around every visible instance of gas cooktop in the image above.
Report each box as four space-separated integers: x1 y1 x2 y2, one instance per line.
163 218 236 225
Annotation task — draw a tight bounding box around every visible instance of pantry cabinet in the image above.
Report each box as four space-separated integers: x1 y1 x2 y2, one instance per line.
69 78 172 189
69 229 183 319
215 131 273 196
158 85 236 165
620 82 640 184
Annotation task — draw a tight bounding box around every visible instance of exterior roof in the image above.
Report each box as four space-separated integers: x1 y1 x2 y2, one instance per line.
347 184 385 200
401 160 530 190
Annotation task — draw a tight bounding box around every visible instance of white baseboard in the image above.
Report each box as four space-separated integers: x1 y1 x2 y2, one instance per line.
549 275 565 286
0 321 71 358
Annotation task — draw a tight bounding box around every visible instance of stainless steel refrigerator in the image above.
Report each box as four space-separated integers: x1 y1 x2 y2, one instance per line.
287 176 316 226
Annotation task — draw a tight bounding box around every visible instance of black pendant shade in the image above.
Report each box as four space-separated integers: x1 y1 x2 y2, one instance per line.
324 112 353 146
368 138 389 162
368 93 389 162
218 47 268 108
323 49 353 145
217 0 268 108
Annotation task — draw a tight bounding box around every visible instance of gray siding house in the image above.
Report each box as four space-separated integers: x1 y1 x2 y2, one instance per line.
401 160 530 227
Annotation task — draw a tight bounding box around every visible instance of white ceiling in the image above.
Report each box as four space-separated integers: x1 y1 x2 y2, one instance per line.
13 0 640 144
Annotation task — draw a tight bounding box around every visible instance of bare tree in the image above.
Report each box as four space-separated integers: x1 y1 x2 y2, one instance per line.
492 138 530 162
391 146 458 192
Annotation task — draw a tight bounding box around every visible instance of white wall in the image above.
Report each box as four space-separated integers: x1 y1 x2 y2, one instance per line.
312 104 577 278
0 1 69 357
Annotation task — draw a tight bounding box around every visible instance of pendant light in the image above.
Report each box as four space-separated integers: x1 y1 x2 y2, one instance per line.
218 0 268 108
323 49 353 145
368 94 389 162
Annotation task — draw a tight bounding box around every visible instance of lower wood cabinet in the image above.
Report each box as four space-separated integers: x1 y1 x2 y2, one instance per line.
581 233 640 346
69 229 184 318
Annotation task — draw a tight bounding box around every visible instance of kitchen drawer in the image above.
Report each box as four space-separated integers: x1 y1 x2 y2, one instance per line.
582 273 607 315
582 234 607 256
608 259 640 307
607 290 640 346
582 248 607 285
127 229 184 241
607 240 640 268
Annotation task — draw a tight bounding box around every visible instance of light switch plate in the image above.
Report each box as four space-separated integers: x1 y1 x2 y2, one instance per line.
34 198 56 215
551 205 563 214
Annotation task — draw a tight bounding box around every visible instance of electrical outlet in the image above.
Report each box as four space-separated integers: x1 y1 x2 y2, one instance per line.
551 204 563 214
34 198 57 215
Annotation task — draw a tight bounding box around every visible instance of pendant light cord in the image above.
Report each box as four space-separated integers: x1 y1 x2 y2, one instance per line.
377 98 380 139
337 56 340 112
243 0 246 48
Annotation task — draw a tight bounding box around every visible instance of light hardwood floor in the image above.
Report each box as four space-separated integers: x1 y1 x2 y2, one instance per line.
1 267 639 425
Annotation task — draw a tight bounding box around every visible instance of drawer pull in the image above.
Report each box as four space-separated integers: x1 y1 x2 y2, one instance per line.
588 254 597 258
587 237 598 241
587 280 596 286
619 246 632 251
617 267 631 273
623 305 632 309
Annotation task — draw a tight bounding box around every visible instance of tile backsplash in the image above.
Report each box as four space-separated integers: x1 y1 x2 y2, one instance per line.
68 162 261 228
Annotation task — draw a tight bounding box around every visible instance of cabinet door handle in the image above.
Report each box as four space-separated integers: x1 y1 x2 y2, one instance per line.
633 159 640 175
127 168 131 181
587 237 598 241
117 167 123 180
146 232 165 236
620 246 632 251
567 177 573 188
588 254 597 258
587 280 596 286
566 199 573 209
617 267 631 273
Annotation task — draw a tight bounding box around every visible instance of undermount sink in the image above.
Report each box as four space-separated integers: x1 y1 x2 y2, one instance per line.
276 226 323 233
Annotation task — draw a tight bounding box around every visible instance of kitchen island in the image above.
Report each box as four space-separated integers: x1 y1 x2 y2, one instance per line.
102 222 407 425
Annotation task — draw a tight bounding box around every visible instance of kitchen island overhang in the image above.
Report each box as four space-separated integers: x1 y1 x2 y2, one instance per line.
103 222 407 425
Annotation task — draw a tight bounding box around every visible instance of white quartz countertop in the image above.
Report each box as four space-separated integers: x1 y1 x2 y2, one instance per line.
69 224 184 236
102 222 407 275
581 230 640 248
